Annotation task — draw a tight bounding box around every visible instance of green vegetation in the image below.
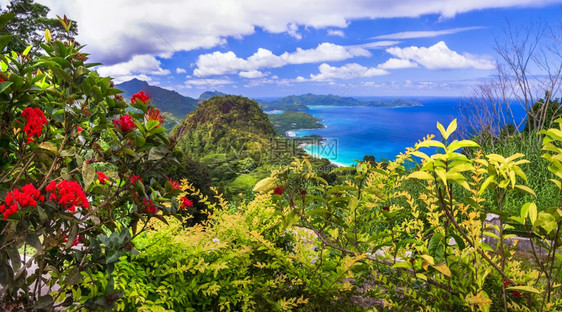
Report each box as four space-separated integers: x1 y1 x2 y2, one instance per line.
259 93 422 111
268 110 324 135
0 0 77 54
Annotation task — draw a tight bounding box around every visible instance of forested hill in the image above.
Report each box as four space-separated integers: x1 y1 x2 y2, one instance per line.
116 78 199 116
259 93 422 111
171 95 276 159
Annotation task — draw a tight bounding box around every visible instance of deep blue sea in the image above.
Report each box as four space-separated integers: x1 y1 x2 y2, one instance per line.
287 97 478 166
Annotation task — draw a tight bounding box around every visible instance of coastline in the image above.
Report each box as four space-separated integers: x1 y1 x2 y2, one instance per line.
285 129 348 168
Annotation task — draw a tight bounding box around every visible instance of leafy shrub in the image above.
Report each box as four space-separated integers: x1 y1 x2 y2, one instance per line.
77 180 366 311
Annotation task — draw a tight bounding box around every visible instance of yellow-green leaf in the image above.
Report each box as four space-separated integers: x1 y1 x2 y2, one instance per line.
432 263 451 277
506 286 541 294
514 185 536 197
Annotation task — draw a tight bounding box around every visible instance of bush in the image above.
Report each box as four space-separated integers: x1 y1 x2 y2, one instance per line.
77 181 366 311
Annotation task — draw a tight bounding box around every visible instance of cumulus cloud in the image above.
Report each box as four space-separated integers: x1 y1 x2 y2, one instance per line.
96 55 170 81
194 43 371 76
305 63 388 81
386 41 495 70
327 29 345 37
239 70 267 78
176 68 187 74
371 26 485 39
378 58 418 69
287 23 302 39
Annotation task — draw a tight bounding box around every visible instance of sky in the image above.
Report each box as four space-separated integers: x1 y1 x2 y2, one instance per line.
3 0 562 98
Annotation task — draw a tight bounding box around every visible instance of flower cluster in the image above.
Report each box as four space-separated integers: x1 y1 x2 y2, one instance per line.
167 178 182 190
273 186 285 195
21 107 48 144
0 184 44 220
113 114 136 133
130 91 149 104
180 197 193 210
97 172 109 184
146 106 164 127
46 180 89 213
129 174 142 185
143 197 157 214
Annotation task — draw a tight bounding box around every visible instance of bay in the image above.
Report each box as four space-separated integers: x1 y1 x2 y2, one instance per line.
292 97 488 166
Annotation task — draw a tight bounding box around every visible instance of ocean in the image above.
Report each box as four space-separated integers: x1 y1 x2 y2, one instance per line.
288 97 506 166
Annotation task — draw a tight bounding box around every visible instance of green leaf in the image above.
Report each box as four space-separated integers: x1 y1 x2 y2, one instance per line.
436 121 446 139
428 233 444 261
506 286 541 294
0 35 13 52
393 262 411 269
0 13 15 30
479 176 496 195
528 203 537 225
514 185 536 197
253 177 276 193
432 263 451 277
82 161 95 189
0 81 13 94
25 234 42 250
444 119 457 140
408 170 434 180
447 139 480 151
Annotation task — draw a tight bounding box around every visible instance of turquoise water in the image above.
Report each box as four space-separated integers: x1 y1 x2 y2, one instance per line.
292 98 500 166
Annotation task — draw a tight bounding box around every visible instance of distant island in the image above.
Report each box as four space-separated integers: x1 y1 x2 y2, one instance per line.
259 93 422 111
268 111 324 135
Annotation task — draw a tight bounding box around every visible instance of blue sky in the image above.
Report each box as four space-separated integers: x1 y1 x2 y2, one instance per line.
14 0 562 98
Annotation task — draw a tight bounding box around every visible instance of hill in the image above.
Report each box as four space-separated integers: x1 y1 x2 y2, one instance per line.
259 93 422 111
198 90 227 101
171 95 278 194
116 79 199 116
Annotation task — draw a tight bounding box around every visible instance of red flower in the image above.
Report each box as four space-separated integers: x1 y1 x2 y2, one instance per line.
113 114 136 133
77 126 83 132
0 184 42 220
21 107 47 144
409 257 415 263
167 178 182 190
146 106 164 127
143 197 157 214
300 189 307 196
273 186 285 195
382 206 390 211
46 180 89 213
129 174 142 185
511 290 522 298
63 234 82 247
97 171 109 184
0 77 4 82
130 91 149 104
180 197 193 210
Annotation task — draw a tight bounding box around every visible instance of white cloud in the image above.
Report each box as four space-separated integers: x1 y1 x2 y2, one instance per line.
37 0 558 69
239 70 267 78
194 43 371 76
96 55 170 81
176 68 187 74
184 78 233 89
352 41 400 49
287 23 302 40
307 63 388 81
372 26 485 39
327 29 345 37
386 41 495 70
378 58 419 69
